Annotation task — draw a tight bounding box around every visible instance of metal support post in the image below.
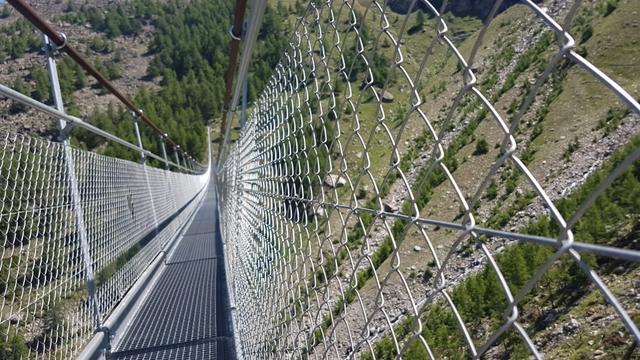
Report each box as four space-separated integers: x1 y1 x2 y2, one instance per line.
158 134 169 170
131 112 146 163
157 134 174 253
175 147 182 168
132 111 159 232
43 33 102 330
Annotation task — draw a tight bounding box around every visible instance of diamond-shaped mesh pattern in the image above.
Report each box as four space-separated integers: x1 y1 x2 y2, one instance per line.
218 0 640 358
0 132 209 358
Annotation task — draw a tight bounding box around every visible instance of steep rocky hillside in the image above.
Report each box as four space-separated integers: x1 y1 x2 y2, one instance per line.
0 0 159 137
265 0 639 358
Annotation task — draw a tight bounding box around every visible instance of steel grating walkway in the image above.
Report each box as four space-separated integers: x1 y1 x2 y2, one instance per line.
110 185 234 360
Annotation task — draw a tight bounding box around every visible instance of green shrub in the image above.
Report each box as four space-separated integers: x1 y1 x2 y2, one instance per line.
9 78 30 114
580 24 594 44
596 107 629 135
485 179 498 200
31 66 51 102
562 136 580 161
0 326 28 360
473 138 489 155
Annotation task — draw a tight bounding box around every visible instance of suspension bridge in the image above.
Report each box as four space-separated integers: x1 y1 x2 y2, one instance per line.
1 0 640 359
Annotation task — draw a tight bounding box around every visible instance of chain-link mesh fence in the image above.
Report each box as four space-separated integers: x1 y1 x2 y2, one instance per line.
218 0 640 358
0 131 209 358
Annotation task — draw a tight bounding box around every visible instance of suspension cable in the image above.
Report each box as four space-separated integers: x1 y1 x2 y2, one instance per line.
219 0 248 153
6 0 199 165
218 0 267 166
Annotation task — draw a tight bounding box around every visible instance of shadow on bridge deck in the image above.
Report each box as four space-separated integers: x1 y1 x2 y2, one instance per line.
107 184 235 360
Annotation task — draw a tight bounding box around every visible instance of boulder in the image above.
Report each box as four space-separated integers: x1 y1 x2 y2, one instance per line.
381 90 394 103
562 318 580 335
383 201 399 213
324 174 346 188
307 205 326 219
8 313 22 324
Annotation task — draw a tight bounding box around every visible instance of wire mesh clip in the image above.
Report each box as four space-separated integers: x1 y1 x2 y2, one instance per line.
42 32 67 55
55 32 68 50
229 20 248 42
229 25 242 41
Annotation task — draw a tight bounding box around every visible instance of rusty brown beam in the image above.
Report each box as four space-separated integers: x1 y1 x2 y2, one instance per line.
218 0 248 154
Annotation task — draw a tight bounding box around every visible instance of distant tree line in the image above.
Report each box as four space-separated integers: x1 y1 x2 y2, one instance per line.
62 0 290 163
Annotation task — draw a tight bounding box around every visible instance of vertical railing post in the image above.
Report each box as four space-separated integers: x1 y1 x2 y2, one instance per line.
43 33 103 331
240 79 248 129
158 134 169 170
132 112 160 232
157 133 174 255
131 111 146 163
175 146 182 169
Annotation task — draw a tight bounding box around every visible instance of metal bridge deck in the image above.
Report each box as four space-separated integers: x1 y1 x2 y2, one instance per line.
109 186 234 360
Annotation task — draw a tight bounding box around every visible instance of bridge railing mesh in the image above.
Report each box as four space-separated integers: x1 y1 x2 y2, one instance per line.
218 0 640 358
0 131 209 358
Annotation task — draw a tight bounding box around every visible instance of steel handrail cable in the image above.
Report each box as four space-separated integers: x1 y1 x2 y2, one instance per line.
0 84 198 173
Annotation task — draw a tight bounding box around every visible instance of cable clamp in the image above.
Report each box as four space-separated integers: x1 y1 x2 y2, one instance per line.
56 32 68 50
229 26 241 41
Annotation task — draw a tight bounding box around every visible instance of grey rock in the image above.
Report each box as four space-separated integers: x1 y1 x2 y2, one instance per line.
383 202 399 213
314 207 326 218
613 265 626 275
324 174 346 188
8 313 21 324
562 318 580 335
381 90 394 103
594 350 605 357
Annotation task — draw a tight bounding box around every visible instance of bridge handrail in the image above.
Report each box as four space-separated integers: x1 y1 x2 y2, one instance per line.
0 83 198 174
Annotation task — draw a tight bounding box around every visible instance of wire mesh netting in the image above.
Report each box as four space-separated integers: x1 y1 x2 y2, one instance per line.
0 131 209 358
218 0 640 358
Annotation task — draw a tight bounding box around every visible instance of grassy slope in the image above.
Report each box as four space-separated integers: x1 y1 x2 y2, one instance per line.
260 0 638 357
357 0 640 357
